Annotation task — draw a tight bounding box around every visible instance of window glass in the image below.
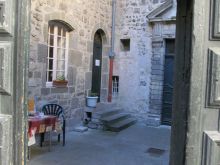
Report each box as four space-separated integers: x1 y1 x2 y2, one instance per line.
46 21 70 84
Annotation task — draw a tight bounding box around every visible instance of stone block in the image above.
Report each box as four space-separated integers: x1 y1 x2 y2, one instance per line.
41 64 47 87
41 88 51 95
37 44 47 63
69 50 83 67
29 71 33 78
102 57 109 73
145 114 160 127
100 89 108 102
102 74 108 89
85 72 92 90
68 67 73 86
0 115 12 165
151 75 163 81
51 87 68 93
67 66 77 86
71 97 80 108
87 41 93 52
34 71 41 78
102 46 110 56
68 87 75 94
151 64 164 70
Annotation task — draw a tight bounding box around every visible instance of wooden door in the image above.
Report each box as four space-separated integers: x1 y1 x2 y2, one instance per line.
0 0 29 164
162 39 175 125
91 32 102 102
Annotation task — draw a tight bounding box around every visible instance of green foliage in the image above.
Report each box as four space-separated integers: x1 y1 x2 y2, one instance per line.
89 92 97 97
56 75 65 81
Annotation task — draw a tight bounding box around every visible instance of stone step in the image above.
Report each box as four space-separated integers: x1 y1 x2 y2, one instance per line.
106 117 137 132
94 108 122 118
101 113 130 124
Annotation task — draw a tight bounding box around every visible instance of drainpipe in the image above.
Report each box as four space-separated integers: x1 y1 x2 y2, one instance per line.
108 0 116 102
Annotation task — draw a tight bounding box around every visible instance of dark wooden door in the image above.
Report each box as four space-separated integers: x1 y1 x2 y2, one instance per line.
161 39 175 125
91 32 102 101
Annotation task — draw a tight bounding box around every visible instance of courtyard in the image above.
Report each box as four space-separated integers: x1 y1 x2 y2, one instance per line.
29 123 171 165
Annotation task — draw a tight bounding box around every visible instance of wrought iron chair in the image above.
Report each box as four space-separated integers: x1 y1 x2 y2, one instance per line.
40 104 66 146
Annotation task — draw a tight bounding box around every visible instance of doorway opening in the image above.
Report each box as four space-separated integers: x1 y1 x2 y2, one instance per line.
91 31 103 102
161 39 175 125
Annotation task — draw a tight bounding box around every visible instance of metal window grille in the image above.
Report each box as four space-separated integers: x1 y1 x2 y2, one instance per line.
112 76 119 97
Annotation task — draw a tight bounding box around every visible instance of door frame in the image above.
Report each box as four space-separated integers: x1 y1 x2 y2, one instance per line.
13 0 30 164
91 31 103 102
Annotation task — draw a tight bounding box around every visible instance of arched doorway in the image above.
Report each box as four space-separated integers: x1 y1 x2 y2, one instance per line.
91 31 103 102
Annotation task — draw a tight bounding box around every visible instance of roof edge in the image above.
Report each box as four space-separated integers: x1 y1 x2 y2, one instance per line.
147 0 173 19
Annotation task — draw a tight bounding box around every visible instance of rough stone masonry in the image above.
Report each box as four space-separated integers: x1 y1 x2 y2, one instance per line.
28 0 176 129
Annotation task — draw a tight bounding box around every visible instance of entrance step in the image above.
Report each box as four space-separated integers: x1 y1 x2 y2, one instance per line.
101 113 131 124
94 108 122 118
92 104 137 132
106 117 137 132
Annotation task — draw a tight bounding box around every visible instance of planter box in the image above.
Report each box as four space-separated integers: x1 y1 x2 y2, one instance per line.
86 96 98 107
52 80 68 87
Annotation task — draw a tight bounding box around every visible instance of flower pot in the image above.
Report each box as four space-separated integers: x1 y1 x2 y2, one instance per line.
52 80 68 87
86 96 98 107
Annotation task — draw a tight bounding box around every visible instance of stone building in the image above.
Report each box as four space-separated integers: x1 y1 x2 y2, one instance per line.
1 0 220 164
28 0 112 128
113 0 176 126
28 0 176 128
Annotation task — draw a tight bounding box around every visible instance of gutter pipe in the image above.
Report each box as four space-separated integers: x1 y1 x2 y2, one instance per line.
108 0 116 102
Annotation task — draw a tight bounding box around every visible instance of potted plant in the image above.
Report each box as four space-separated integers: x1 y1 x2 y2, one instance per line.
52 75 68 87
86 92 98 107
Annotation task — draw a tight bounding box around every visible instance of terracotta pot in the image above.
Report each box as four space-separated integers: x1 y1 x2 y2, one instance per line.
52 80 68 87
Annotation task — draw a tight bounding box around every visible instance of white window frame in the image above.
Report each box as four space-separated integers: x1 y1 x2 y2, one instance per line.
46 23 69 87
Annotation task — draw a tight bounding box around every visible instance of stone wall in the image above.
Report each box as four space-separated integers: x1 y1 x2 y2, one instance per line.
148 21 176 126
29 0 112 129
113 0 176 124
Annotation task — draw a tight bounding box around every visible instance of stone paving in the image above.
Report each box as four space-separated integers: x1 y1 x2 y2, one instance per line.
29 123 171 165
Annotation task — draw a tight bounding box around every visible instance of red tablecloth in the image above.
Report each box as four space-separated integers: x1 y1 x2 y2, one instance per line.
28 115 57 137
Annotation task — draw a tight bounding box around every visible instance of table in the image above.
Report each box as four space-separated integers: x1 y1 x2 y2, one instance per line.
28 115 59 150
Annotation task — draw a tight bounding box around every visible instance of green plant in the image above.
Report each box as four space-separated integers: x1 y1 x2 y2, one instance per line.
56 75 65 81
89 92 97 97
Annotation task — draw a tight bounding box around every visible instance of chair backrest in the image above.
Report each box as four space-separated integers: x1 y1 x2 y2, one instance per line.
42 104 65 119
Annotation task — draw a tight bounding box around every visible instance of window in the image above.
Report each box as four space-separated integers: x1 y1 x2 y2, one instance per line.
112 76 119 97
120 39 130 51
46 21 70 86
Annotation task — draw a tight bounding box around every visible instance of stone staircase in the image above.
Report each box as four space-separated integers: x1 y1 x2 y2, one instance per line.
93 103 137 132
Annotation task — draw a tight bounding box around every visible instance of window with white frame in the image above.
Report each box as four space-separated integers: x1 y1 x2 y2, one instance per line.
46 21 70 86
112 76 119 97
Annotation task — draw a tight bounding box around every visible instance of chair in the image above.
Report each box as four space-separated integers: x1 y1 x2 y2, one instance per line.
40 104 66 146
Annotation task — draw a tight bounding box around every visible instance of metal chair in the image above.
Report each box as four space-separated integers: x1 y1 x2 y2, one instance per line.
40 104 66 146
